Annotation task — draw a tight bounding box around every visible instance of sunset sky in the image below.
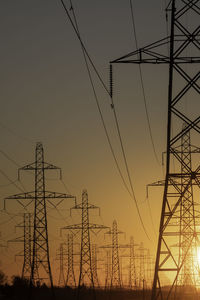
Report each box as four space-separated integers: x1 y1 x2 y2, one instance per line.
0 0 171 283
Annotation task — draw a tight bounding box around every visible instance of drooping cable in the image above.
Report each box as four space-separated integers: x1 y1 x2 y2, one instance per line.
129 0 160 165
60 0 151 240
66 0 132 197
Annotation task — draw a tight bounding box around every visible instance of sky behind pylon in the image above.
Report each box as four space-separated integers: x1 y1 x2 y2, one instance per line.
0 0 176 283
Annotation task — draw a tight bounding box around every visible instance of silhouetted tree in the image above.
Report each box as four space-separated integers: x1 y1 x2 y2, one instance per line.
0 269 7 285
11 275 29 288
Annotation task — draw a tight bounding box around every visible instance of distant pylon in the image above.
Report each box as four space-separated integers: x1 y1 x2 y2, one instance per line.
129 236 137 289
57 244 65 287
61 189 108 298
91 244 99 287
5 142 76 295
105 220 123 288
66 234 76 287
138 243 146 289
104 250 112 288
22 213 32 280
8 213 32 280
146 249 153 289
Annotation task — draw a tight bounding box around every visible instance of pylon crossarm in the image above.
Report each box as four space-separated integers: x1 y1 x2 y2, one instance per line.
7 236 24 243
72 202 99 210
111 38 200 65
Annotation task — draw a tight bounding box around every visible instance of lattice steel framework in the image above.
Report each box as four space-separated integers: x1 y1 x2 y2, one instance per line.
57 243 65 287
61 189 108 299
8 213 32 280
138 243 146 290
22 213 32 280
129 236 137 289
104 220 123 288
66 234 76 287
111 0 200 298
91 244 99 287
179 125 196 287
5 142 75 294
104 250 112 288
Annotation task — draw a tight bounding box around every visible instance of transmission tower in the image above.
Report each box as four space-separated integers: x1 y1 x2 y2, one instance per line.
66 233 76 287
104 249 112 288
111 0 200 298
138 243 147 290
103 220 124 288
129 236 137 289
146 249 153 289
8 213 32 280
22 213 32 280
91 244 99 287
5 142 76 294
57 243 65 287
61 189 108 299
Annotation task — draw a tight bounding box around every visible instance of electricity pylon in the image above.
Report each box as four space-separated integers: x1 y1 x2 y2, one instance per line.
5 142 76 294
117 236 138 289
138 243 147 290
104 249 112 288
8 213 32 280
128 236 137 289
61 189 108 298
111 0 200 298
91 244 99 287
146 249 153 289
103 220 124 288
66 233 76 287
57 243 65 287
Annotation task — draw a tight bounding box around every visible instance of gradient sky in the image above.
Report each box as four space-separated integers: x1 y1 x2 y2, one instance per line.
0 0 172 283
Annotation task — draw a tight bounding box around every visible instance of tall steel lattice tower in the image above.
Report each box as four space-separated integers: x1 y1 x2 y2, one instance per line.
57 243 65 287
61 189 108 298
111 0 200 298
91 244 99 287
104 250 112 288
129 236 137 289
8 213 32 280
6 142 75 295
22 213 32 280
66 233 76 287
178 125 196 287
105 220 123 288
138 242 146 290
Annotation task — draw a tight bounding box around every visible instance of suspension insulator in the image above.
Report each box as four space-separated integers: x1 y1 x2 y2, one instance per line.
109 64 113 99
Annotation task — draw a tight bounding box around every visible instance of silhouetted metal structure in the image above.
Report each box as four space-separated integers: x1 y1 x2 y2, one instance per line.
22 213 32 280
66 234 76 287
104 220 124 288
138 243 146 290
104 249 112 288
91 244 99 287
8 213 32 280
5 142 75 296
112 0 200 298
129 236 137 289
57 243 65 287
61 189 108 299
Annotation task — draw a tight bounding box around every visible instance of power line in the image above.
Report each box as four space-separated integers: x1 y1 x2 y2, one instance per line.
59 0 151 240
129 0 160 165
66 0 132 197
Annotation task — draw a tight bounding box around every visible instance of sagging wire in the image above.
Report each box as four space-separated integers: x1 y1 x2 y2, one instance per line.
59 0 151 240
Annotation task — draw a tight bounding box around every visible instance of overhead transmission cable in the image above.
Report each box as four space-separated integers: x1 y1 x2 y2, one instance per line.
129 0 160 165
59 0 151 240
67 0 132 197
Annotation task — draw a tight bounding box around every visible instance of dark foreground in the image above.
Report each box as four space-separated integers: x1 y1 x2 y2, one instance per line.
0 285 152 300
1 285 200 300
